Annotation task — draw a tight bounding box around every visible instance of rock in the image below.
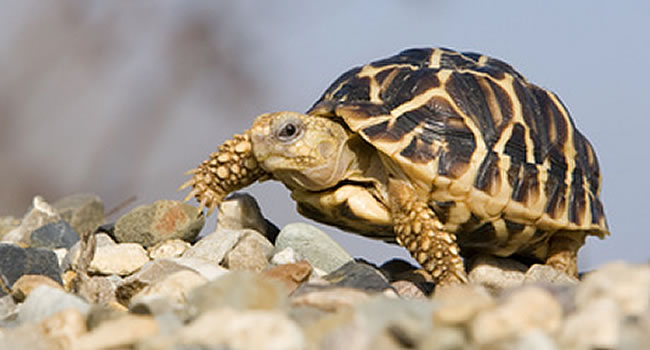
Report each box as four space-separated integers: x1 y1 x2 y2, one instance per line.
72 314 159 350
224 229 274 272
122 258 194 286
2 196 61 244
89 241 149 276
270 246 304 266
147 239 191 260
217 192 280 242
274 223 353 274
30 220 80 249
0 294 18 323
130 269 207 314
379 258 420 281
0 308 87 350
75 275 123 306
470 286 563 346
53 193 104 236
391 280 427 299
11 274 63 302
0 243 62 296
174 308 304 350
576 262 650 317
0 216 20 238
559 296 620 349
182 227 247 264
524 264 579 285
18 285 90 324
61 233 113 272
433 284 495 325
263 261 312 293
507 329 558 350
114 200 204 247
323 261 392 292
468 254 528 294
187 271 288 316
418 326 470 350
170 257 229 281
292 287 370 312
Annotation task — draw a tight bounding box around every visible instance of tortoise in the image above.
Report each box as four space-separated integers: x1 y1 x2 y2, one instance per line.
180 47 608 285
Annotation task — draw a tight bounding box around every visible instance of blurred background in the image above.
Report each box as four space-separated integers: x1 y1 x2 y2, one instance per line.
1 1 648 271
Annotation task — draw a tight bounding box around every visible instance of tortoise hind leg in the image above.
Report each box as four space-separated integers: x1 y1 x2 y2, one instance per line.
388 179 468 285
545 231 587 278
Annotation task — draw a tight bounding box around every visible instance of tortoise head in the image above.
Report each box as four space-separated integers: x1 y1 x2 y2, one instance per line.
180 111 354 215
250 111 355 192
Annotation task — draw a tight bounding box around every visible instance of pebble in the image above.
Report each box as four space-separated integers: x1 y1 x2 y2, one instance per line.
18 285 90 324
274 223 353 274
263 261 313 293
0 216 20 238
170 257 229 280
30 220 80 249
72 314 159 350
217 192 280 242
114 200 204 247
2 196 61 245
88 241 150 276
391 280 427 299
224 229 274 272
559 296 620 349
0 243 63 296
147 238 191 259
433 284 495 325
524 264 579 285
10 274 63 302
292 286 371 312
182 227 246 264
130 269 207 314
52 193 105 236
271 246 304 265
468 254 528 294
0 308 87 350
323 261 392 292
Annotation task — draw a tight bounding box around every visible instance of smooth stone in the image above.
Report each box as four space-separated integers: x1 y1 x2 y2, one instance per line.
576 262 650 317
470 286 563 346
30 220 80 249
291 286 370 312
147 239 191 260
217 192 280 242
224 229 274 272
274 223 353 274
187 271 288 316
130 269 207 314
263 261 313 293
0 243 62 296
53 193 105 236
72 314 159 350
0 216 20 238
182 228 248 264
11 274 63 302
18 285 90 324
270 246 304 266
433 284 495 325
114 200 204 247
559 296 621 349
468 254 527 294
323 261 392 292
176 309 304 350
89 241 150 276
524 264 579 285
2 196 61 245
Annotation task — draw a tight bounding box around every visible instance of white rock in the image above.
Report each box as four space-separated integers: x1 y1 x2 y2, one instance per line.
89 242 150 276
148 239 191 260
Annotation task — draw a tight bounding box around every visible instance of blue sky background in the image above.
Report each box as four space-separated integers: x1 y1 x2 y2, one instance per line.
2 1 648 271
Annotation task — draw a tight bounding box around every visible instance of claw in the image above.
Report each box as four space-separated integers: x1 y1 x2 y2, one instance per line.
178 178 196 192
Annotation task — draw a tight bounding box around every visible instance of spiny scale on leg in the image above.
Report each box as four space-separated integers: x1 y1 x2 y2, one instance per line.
179 131 269 216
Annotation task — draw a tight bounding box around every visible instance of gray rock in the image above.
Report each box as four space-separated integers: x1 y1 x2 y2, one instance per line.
0 243 62 296
357 296 437 343
274 223 353 274
114 200 204 247
468 254 527 294
2 196 61 245
147 239 191 260
224 229 274 272
187 271 288 316
17 285 90 324
524 264 579 285
323 261 392 292
53 193 105 236
30 220 80 249
0 294 18 323
576 262 650 317
471 286 563 346
89 240 150 276
75 274 123 306
217 192 280 242
270 246 304 266
558 296 621 350
123 258 194 286
182 228 247 264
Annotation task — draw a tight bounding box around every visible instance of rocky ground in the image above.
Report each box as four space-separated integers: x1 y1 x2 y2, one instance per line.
0 193 648 350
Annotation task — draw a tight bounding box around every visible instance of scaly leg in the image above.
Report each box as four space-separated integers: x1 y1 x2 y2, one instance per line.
388 179 468 285
545 231 586 278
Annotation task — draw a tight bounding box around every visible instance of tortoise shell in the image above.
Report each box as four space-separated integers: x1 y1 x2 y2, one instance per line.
306 47 608 258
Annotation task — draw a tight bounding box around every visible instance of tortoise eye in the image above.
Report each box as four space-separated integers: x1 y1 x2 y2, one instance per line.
276 119 302 142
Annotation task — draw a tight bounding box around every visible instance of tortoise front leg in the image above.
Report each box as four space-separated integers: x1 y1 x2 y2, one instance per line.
388 179 468 285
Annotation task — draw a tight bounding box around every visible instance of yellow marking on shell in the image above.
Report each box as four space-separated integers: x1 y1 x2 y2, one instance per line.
429 49 443 69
